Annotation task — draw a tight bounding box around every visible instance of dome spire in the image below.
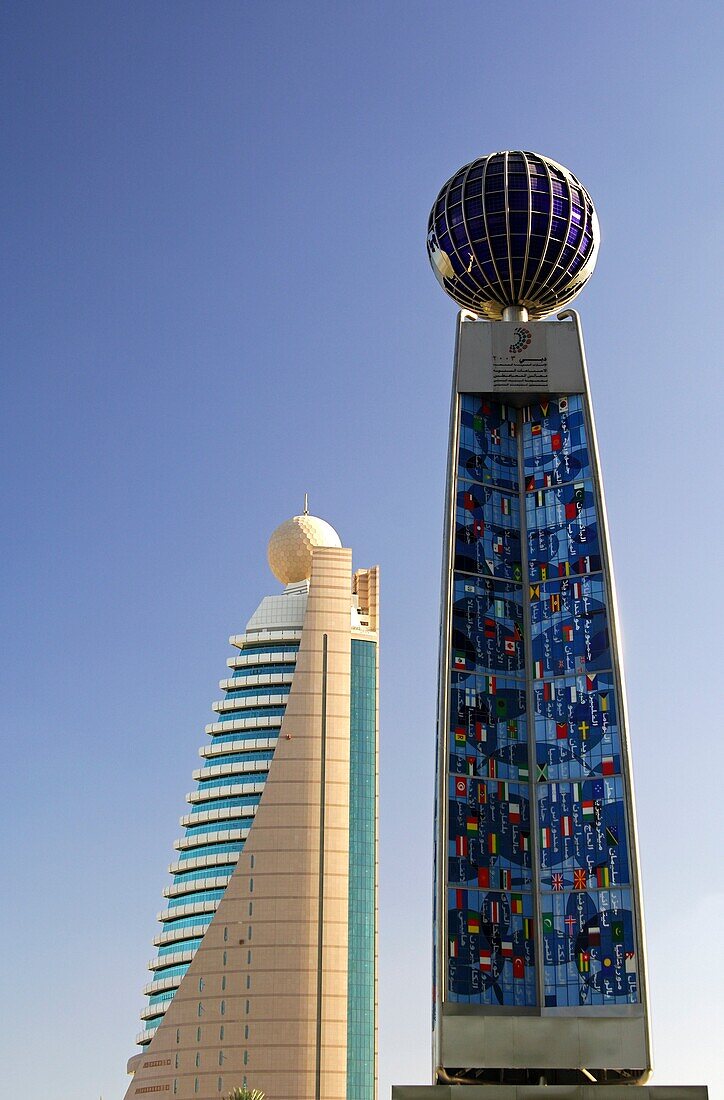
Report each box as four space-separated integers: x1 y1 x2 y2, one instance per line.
267 508 342 585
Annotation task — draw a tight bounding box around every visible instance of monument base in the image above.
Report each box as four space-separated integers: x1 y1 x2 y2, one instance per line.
392 1088 708 1099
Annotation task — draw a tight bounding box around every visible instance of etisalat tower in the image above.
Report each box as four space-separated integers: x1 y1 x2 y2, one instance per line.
125 506 379 1100
392 152 707 1098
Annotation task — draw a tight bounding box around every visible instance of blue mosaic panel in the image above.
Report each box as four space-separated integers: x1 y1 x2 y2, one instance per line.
537 778 631 890
455 483 522 581
529 574 611 679
447 395 533 1007
452 573 524 675
525 478 601 582
444 393 640 1011
449 776 532 889
533 672 621 781
459 394 519 490
449 672 529 782
448 888 537 1006
523 396 639 1009
523 394 591 488
541 889 638 1007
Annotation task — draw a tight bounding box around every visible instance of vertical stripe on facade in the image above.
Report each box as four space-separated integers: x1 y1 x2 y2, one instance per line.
347 639 377 1100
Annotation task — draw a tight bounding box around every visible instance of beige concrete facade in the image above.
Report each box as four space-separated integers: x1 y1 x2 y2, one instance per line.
126 548 378 1100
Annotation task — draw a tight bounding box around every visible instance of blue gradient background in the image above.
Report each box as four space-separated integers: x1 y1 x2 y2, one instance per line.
1 2 721 1097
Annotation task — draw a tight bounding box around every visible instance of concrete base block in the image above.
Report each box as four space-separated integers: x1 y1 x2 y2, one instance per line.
392 1088 708 1100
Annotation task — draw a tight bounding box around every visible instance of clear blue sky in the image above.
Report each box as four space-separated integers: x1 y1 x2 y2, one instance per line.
2 3 722 1097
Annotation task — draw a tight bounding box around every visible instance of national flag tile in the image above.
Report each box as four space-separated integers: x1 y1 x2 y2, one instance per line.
455 777 468 798
573 869 587 890
551 872 564 891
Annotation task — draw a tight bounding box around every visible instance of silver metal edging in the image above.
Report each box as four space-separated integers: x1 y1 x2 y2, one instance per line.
433 311 467 1076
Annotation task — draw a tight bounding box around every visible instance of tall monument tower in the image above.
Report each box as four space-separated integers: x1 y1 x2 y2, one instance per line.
125 508 379 1100
392 152 706 1098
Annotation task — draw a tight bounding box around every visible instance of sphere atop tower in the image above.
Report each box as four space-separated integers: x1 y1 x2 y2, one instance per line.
427 150 599 320
267 501 342 585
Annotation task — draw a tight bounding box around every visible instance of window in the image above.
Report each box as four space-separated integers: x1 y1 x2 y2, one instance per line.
176 1028 180 1045
221 975 226 990
247 949 252 965
219 1025 224 1041
173 1081 177 1095
194 1079 199 1094
195 1053 200 1068
248 901 253 916
244 1024 249 1040
198 977 205 992
197 1027 202 1042
174 1053 179 1069
222 950 227 966
246 974 251 989
245 999 250 1014
197 1003 203 1018
220 1000 226 1015
223 926 228 942
250 854 255 869
244 1051 248 1065
219 1050 224 1065
249 878 254 892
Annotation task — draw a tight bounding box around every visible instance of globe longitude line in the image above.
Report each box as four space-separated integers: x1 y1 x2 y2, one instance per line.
444 162 504 315
458 159 507 312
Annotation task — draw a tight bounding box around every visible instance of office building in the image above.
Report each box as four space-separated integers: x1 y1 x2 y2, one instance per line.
125 507 378 1100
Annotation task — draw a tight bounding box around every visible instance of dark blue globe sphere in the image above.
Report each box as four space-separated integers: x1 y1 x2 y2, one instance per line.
427 151 599 320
